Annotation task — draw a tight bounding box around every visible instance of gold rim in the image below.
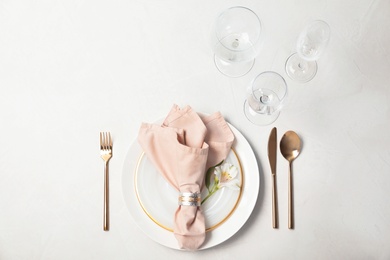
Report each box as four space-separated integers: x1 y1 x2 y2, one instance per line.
134 148 244 233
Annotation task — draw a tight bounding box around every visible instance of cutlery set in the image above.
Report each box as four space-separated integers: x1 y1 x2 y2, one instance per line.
268 127 301 229
98 128 301 233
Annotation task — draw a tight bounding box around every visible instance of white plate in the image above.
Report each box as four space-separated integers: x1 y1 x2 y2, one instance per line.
135 149 242 231
122 122 259 250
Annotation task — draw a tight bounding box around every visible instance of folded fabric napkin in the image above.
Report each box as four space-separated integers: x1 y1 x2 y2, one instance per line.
138 105 234 250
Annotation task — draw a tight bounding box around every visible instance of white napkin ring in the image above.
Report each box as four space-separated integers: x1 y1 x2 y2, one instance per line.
178 192 201 207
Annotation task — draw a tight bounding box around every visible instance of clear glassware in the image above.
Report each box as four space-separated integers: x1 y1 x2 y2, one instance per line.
211 6 262 78
244 71 288 125
285 20 331 83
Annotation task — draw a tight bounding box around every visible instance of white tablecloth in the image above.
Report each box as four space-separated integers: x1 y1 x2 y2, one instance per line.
1 0 390 259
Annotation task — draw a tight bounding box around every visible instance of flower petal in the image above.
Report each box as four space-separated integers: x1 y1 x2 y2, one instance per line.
220 178 240 190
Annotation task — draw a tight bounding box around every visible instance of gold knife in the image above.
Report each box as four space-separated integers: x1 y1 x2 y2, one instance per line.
268 127 278 229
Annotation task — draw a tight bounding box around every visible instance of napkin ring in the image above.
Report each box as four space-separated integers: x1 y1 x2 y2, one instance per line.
178 192 201 207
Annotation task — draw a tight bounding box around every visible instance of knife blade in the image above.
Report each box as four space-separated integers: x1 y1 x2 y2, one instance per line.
268 127 278 228
268 127 277 175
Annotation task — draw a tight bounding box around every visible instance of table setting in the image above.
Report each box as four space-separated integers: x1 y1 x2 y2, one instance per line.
1 0 390 259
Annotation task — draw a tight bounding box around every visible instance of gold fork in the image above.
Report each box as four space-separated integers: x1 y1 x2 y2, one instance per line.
100 132 112 231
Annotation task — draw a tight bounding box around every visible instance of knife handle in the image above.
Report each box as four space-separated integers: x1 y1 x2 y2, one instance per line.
272 174 278 229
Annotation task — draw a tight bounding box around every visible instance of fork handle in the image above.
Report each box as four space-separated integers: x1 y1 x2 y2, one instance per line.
103 162 109 231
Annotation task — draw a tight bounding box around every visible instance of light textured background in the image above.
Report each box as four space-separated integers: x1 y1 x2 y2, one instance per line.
1 0 390 259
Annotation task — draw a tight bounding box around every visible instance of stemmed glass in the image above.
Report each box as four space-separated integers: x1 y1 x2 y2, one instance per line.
211 6 263 78
244 71 288 125
285 20 330 83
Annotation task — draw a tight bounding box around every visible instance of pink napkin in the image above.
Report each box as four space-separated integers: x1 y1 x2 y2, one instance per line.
138 105 234 250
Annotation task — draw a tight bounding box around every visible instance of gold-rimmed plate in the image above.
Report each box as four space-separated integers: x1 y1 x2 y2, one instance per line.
122 121 259 250
135 148 243 232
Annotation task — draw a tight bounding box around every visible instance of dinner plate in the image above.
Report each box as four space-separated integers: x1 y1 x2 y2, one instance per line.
122 121 259 250
135 148 242 232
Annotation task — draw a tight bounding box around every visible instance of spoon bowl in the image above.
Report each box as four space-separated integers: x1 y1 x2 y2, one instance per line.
280 131 301 229
280 131 301 162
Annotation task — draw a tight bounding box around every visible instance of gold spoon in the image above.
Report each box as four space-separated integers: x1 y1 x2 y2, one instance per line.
280 131 301 229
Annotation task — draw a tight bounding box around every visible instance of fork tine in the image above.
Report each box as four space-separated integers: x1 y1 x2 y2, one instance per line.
100 132 103 149
104 132 109 150
102 132 105 150
108 132 112 149
103 132 107 150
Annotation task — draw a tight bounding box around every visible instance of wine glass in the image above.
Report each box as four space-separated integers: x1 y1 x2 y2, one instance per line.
244 71 288 125
285 20 330 83
211 6 263 78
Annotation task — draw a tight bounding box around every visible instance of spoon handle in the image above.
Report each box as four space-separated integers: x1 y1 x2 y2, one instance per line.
288 162 294 229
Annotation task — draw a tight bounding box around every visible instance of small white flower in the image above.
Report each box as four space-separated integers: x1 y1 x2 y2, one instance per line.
214 163 240 190
202 161 241 204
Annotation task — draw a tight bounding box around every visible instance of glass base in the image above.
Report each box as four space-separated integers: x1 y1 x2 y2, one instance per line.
285 53 317 83
244 100 280 126
214 55 255 78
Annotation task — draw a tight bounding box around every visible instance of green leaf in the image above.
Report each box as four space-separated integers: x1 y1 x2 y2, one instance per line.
205 160 224 192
